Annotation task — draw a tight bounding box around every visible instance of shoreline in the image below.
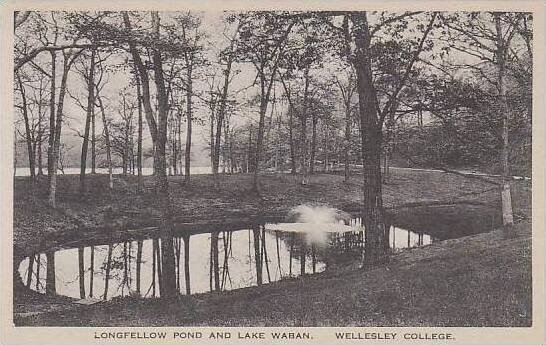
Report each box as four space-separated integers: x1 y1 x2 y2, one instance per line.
12 170 532 326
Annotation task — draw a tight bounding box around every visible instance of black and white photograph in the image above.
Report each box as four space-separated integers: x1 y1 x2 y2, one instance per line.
1 2 544 343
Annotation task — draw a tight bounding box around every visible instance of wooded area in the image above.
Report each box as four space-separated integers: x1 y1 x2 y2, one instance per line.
14 10 532 300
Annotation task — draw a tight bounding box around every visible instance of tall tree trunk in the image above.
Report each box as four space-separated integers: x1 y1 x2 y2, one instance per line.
151 11 177 299
261 227 271 283
47 51 56 179
184 64 193 182
136 73 143 190
16 75 36 186
212 55 234 180
122 97 128 175
288 103 296 175
299 68 311 185
123 12 159 168
49 53 78 208
79 48 96 194
251 24 293 190
253 88 267 191
122 242 128 294
494 13 515 234
97 95 113 189
153 239 163 296
45 251 56 295
136 240 143 295
91 108 96 174
344 100 352 182
252 227 262 286
89 246 94 297
210 110 215 169
247 124 253 173
35 254 41 291
300 238 306 275
37 127 44 175
383 107 395 181
211 232 220 291
324 123 329 172
78 247 85 299
183 234 191 295
26 255 34 287
310 112 318 175
103 244 112 300
352 12 389 266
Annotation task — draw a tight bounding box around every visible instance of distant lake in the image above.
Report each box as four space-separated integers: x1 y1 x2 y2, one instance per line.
14 166 212 176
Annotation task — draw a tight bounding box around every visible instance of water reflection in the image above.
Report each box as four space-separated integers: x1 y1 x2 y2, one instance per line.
19 222 434 300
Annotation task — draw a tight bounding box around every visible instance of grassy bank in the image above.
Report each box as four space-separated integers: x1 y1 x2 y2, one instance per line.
13 170 532 326
14 169 529 257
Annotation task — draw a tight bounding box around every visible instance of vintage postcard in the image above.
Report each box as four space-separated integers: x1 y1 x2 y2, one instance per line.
0 0 544 344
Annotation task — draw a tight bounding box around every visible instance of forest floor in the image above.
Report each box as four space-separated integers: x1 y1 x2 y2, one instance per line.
13 170 533 326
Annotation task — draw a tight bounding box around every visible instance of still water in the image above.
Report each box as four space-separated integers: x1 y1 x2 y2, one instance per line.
18 221 433 300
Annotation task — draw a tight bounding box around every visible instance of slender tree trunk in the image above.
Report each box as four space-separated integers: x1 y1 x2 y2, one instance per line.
152 241 157 296
89 246 94 297
289 233 294 276
26 255 34 287
210 111 215 169
136 70 144 191
300 238 306 275
49 54 76 208
261 228 271 283
311 244 316 273
97 95 113 189
344 101 351 182
212 55 234 180
252 227 262 286
211 232 220 291
35 254 41 290
103 244 112 300
183 234 191 295
47 51 56 180
122 97 128 175
37 129 44 175
247 124 253 173
288 104 297 174
80 48 96 194
78 247 85 299
383 107 396 181
45 251 56 295
123 12 159 169
122 242 128 295
310 112 318 175
16 75 36 186
299 68 311 185
136 240 143 295
153 238 163 296
91 109 96 174
184 64 193 182
323 123 329 172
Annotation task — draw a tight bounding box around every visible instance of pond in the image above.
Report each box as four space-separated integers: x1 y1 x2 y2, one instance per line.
18 219 437 301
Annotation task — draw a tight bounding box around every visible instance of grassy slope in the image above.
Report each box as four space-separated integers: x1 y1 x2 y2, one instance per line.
14 170 514 257
13 170 532 326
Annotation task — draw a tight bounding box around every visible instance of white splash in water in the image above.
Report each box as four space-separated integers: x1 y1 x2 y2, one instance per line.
288 204 350 224
269 204 354 244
